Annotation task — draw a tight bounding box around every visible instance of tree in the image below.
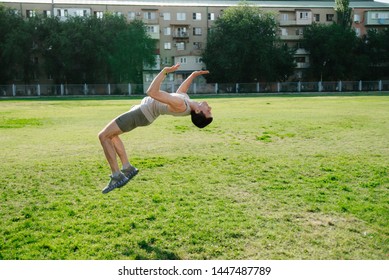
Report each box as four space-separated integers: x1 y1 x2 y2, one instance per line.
108 19 156 83
0 7 156 85
48 15 155 84
0 6 34 84
335 0 353 29
303 23 357 81
202 2 295 83
39 16 65 83
57 16 111 83
356 28 389 79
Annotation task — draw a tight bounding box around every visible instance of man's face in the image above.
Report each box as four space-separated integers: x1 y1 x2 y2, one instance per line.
198 101 212 118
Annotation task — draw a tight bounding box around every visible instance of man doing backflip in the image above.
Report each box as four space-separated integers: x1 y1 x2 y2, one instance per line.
98 63 213 194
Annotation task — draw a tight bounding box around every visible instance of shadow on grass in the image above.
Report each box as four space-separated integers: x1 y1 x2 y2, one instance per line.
135 240 181 260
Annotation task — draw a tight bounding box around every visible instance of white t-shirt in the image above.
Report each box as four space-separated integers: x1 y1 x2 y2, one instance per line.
137 93 191 123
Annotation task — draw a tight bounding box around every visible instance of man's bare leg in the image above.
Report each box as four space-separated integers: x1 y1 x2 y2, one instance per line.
111 131 139 179
98 120 131 193
98 120 123 174
112 136 130 168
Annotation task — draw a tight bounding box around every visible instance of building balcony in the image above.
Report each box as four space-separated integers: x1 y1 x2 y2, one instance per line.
295 48 309 55
365 18 389 25
173 32 189 39
280 34 303 40
365 11 389 26
279 20 297 26
296 62 310 69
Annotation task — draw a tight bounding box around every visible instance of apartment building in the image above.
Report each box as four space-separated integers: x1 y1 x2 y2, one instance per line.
3 0 389 84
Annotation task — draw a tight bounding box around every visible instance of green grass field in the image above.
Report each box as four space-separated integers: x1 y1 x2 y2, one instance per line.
0 95 388 260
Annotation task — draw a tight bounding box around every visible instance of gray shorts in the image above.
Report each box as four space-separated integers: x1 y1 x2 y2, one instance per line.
115 106 151 132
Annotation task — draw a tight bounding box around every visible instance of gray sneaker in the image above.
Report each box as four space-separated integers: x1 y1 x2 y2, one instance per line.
122 166 139 181
102 172 130 194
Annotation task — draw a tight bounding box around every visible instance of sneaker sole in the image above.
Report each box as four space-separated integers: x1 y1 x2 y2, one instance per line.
102 177 130 194
119 168 139 188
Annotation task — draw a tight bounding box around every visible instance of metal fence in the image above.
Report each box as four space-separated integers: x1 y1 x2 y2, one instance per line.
1 80 388 97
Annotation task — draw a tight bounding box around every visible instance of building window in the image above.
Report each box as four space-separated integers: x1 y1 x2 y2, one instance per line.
177 12 186 21
163 12 171 20
128 12 135 20
180 57 187 64
164 27 171 35
299 12 309 19
145 74 154 82
64 9 68 17
147 26 156 33
26 10 36 18
193 12 201 20
193 27 202 36
95 11 104 19
372 12 389 19
164 42 171 50
43 10 51 17
175 27 187 37
281 14 288 21
208 13 215 20
314 14 320 22
281 28 288 36
195 57 203 64
56 9 61 17
326 14 334 21
144 12 156 20
193 42 202 50
176 42 185 51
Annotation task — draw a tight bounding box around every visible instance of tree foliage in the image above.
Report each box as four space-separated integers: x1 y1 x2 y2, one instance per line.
335 0 353 28
202 2 295 83
303 23 358 81
0 6 30 83
304 1 389 82
0 6 156 84
356 28 389 79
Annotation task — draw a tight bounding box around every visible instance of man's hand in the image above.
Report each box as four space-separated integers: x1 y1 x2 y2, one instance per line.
193 70 210 77
164 63 181 74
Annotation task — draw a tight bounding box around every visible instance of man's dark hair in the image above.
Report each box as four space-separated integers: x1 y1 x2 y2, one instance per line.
191 111 213 128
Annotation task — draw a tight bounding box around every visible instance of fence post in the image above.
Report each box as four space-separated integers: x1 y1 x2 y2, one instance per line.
37 84 41 96
84 83 87 95
298 81 301 92
236 83 239 93
108 83 111 95
277 82 280 93
61 84 64 96
215 83 218 94
338 81 342 92
379 80 382 91
359 80 362 91
12 84 16 96
256 82 259 93
128 83 132 95
193 83 197 94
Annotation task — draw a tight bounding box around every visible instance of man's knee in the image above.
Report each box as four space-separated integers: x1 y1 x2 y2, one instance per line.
98 120 122 143
98 130 107 143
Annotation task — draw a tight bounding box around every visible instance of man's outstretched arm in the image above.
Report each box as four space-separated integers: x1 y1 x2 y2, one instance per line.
146 64 186 112
176 70 209 95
